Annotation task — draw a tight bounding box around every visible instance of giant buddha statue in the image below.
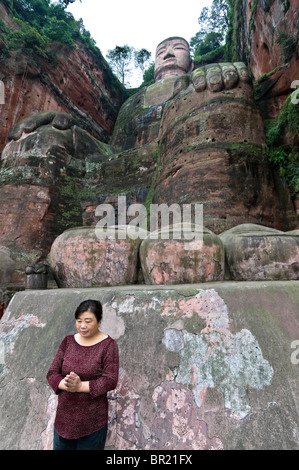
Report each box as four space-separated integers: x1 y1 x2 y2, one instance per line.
0 36 296 259
109 37 296 233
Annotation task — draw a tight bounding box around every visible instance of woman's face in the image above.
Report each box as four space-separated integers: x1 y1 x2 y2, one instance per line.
76 311 100 339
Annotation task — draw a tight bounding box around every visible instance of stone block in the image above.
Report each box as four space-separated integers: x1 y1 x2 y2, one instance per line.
49 226 141 288
220 224 299 281
140 225 224 284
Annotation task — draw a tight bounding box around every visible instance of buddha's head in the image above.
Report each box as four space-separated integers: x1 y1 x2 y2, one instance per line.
154 37 193 81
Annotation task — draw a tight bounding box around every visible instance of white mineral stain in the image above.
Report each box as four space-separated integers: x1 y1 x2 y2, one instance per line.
162 289 274 419
0 313 46 381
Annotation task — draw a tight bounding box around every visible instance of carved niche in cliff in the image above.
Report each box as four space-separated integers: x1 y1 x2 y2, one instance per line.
0 36 297 277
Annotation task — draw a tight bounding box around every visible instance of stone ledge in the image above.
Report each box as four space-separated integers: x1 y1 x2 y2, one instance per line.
0 281 298 450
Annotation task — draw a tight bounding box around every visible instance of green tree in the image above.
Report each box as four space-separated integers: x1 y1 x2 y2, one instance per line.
57 0 81 5
190 0 229 57
107 45 134 86
141 62 155 87
198 0 229 35
42 16 75 48
134 48 151 76
194 31 223 56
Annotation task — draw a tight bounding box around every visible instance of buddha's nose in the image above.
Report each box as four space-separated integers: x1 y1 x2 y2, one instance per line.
164 49 175 60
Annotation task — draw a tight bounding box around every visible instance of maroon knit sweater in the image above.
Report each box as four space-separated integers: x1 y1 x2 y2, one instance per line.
47 335 119 440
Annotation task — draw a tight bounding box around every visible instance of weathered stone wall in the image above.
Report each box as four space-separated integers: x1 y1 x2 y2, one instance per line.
234 0 299 119
0 1 127 154
0 281 298 450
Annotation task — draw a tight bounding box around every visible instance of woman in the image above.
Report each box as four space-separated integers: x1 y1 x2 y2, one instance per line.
47 299 119 450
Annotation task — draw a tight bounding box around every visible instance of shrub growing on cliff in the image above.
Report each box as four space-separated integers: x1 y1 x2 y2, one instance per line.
141 62 155 87
7 17 50 61
266 93 299 195
276 31 298 64
2 0 86 55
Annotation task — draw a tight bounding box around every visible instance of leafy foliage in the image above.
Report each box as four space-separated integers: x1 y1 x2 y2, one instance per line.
107 45 151 87
134 48 151 76
57 0 80 5
190 0 229 59
141 62 155 87
193 31 223 57
198 0 230 34
5 17 51 61
265 93 299 195
107 45 134 86
1 0 92 64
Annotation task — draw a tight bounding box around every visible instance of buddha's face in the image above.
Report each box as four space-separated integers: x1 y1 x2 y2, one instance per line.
154 37 192 81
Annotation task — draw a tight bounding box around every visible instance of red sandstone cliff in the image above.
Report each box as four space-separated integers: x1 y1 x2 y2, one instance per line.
236 0 299 119
0 1 127 154
0 0 298 289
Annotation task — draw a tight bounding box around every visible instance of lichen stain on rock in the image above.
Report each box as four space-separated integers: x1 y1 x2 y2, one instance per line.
111 294 136 314
106 368 223 450
162 328 184 352
0 310 46 382
101 304 126 340
151 381 223 449
161 289 274 419
0 309 46 357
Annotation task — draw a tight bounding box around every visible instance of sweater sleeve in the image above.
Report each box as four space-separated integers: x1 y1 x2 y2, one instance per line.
89 339 119 399
46 336 68 394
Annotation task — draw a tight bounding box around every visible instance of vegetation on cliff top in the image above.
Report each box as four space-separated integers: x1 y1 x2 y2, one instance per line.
0 0 124 89
1 0 83 52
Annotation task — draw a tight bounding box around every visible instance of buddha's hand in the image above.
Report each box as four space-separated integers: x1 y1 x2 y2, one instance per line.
191 62 251 92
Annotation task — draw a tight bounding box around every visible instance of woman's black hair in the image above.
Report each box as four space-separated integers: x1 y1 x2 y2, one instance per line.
74 299 103 322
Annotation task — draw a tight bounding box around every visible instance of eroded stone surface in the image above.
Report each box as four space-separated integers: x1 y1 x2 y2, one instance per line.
50 226 141 287
0 246 15 285
140 226 224 284
160 289 273 419
220 224 299 280
0 283 298 450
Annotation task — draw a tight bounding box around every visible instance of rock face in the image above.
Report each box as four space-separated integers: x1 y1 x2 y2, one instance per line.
0 5 298 286
220 224 299 281
0 184 52 261
49 226 141 288
0 1 126 154
0 282 299 449
0 246 15 285
235 0 299 119
0 112 114 266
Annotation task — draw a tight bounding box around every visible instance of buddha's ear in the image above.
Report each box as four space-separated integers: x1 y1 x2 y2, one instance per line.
189 61 195 73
